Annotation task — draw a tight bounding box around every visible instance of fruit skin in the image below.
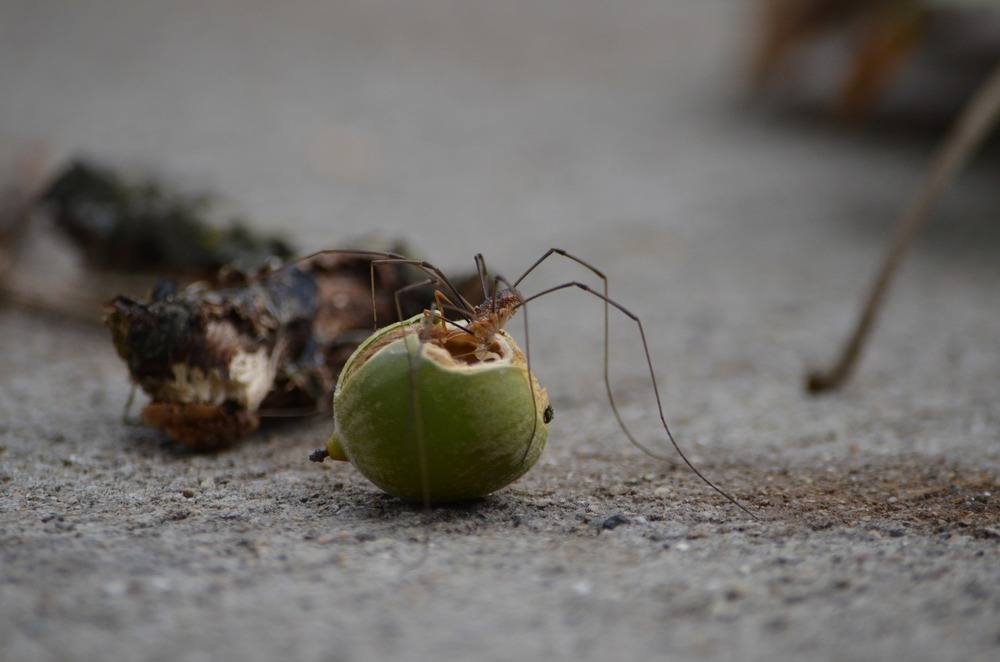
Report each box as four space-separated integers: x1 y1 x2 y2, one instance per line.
328 315 549 503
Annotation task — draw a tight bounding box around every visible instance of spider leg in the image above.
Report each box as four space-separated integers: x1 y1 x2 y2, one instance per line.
370 257 475 316
370 273 434 329
489 274 539 467
474 253 490 302
511 249 653 488
394 282 435 572
261 248 474 323
516 281 759 520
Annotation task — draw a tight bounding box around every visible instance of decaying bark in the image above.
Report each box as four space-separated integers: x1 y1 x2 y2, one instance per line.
1 155 490 448
106 253 480 449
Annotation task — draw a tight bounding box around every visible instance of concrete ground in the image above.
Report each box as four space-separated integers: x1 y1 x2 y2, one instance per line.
1 2 998 661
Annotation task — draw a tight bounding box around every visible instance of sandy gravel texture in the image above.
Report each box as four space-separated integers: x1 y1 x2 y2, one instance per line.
1 2 998 661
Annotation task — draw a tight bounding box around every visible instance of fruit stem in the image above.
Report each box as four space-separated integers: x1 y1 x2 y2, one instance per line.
324 431 349 461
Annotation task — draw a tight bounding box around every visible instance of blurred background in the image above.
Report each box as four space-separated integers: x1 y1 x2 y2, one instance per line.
2 1 993 248
1 2 999 661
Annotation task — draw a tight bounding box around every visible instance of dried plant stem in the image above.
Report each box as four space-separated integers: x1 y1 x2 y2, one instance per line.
808 61 1000 393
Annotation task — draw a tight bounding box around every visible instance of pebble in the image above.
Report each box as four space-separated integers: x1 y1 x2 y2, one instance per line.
601 514 629 530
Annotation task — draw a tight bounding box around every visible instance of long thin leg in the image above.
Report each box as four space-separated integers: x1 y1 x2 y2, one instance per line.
376 257 474 314
512 247 606 289
385 280 475 336
356 251 475 314
432 290 469 324
394 284 435 572
436 301 475 322
371 272 432 329
474 253 490 302
807 61 1000 393
392 287 431 511
262 248 474 321
306 282 471 464
489 274 539 467
517 281 758 520
511 248 651 489
432 314 474 336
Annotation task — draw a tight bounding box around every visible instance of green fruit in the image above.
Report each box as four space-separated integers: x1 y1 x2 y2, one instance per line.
327 314 550 503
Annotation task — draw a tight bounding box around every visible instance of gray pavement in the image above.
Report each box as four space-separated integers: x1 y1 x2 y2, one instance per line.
1 2 998 661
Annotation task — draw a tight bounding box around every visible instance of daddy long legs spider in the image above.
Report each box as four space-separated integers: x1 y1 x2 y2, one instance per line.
302 247 758 519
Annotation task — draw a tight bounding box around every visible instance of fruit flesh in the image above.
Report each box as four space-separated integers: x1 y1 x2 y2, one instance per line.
330 315 549 503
